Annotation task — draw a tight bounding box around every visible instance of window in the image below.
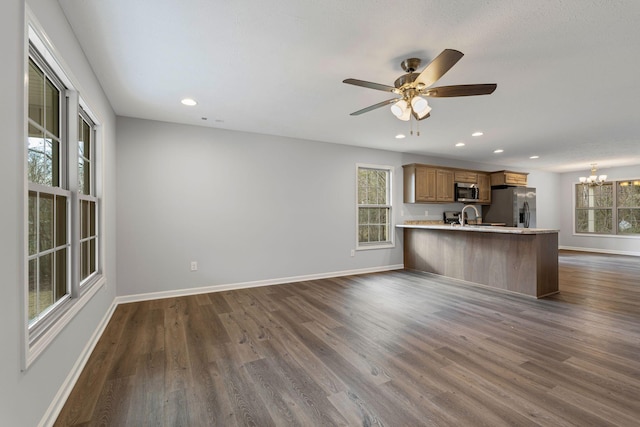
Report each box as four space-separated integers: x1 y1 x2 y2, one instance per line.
575 179 640 235
25 28 103 364
27 53 71 327
78 111 99 284
357 164 393 249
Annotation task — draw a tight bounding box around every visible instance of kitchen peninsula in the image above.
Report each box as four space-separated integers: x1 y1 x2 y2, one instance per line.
398 224 559 298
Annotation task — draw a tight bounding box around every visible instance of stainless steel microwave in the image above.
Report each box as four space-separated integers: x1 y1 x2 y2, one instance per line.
455 183 480 202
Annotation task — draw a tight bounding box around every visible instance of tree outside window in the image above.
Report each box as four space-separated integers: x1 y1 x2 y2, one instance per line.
357 165 393 248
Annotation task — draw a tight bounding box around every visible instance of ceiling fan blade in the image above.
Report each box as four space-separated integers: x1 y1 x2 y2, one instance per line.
414 49 464 87
349 98 399 115
343 78 396 93
423 83 497 97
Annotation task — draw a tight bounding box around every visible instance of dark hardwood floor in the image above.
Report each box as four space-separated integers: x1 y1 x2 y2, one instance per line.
55 251 640 426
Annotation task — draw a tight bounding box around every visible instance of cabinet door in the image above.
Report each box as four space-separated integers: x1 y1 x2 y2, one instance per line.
505 172 528 186
436 169 454 202
454 170 478 183
477 173 491 204
416 166 437 202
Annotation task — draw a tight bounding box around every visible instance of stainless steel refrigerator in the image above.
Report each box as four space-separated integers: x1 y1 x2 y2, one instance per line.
483 187 536 228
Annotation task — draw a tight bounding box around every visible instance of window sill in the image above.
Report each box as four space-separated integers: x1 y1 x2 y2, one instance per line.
24 276 106 370
573 232 640 239
357 242 396 251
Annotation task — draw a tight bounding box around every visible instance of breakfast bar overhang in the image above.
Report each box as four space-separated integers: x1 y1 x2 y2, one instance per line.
397 224 560 298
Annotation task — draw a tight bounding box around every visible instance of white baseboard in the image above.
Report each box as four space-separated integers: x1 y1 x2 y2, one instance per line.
40 263 403 426
115 264 405 305
559 246 640 257
39 299 118 427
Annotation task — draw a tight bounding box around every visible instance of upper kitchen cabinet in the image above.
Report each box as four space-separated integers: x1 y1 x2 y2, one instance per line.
453 170 478 184
404 164 435 203
403 164 454 203
477 173 491 204
490 170 528 187
436 169 455 202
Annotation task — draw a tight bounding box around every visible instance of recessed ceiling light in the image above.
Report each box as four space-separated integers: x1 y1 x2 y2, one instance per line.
181 98 197 106
455 142 465 147
395 134 406 139
472 131 483 137
494 149 504 153
529 155 539 159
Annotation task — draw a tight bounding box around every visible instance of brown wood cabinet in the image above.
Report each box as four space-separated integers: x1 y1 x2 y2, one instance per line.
453 170 477 184
415 166 436 202
404 164 527 204
403 164 454 203
490 170 528 187
477 173 491 204
436 169 454 202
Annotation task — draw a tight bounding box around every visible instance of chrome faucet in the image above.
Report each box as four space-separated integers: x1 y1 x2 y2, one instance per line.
460 205 481 226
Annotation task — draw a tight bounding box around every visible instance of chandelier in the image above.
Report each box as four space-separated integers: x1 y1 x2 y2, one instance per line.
579 163 607 186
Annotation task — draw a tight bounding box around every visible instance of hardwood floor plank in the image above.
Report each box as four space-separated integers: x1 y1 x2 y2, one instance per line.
55 251 640 426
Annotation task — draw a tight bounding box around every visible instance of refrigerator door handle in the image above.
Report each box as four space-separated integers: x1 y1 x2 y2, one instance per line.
523 201 530 228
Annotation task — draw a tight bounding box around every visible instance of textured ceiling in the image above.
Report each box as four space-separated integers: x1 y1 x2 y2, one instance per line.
58 0 640 173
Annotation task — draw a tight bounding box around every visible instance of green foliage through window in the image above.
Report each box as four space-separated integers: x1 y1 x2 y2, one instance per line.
357 166 392 246
575 180 640 235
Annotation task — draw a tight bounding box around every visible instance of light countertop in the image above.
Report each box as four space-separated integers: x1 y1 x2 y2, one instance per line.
396 223 559 235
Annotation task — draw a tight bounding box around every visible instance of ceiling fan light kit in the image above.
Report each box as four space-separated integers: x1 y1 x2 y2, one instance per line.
343 49 497 135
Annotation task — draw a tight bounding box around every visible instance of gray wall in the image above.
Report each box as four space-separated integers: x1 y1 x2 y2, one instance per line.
0 1 117 425
116 117 562 297
559 164 640 255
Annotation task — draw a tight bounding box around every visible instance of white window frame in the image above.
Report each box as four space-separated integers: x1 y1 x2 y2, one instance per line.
23 12 106 369
355 163 395 250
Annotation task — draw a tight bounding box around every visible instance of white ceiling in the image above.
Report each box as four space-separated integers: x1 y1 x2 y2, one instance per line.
58 0 640 173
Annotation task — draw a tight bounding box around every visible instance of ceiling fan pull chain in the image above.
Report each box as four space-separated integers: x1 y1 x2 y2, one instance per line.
410 113 414 136
417 118 420 136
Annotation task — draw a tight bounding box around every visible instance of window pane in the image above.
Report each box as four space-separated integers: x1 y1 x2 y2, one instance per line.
369 225 380 242
380 208 388 224
28 259 37 321
617 181 640 207
618 208 640 234
78 159 86 194
39 193 54 251
56 195 67 246
48 138 60 188
82 119 91 159
29 191 37 256
27 125 50 186
89 238 96 275
359 225 369 243
39 252 54 315
81 200 89 239
89 201 96 237
81 241 89 280
45 77 59 137
358 207 368 224
28 59 44 125
369 208 380 224
55 248 67 301
576 209 613 234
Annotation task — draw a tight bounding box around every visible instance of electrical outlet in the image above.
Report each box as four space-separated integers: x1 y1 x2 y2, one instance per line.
190 261 198 271
350 249 355 257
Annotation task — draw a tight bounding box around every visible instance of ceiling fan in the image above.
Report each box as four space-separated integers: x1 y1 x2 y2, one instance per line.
343 49 497 121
